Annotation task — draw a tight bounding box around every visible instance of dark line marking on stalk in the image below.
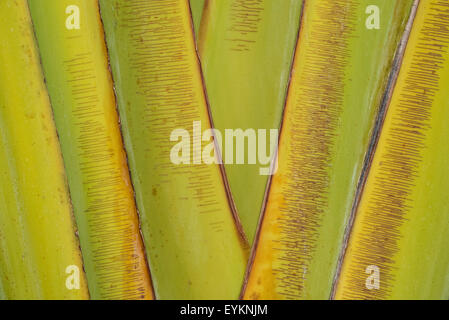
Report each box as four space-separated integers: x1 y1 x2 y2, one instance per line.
114 0 248 250
339 0 449 300
225 0 264 52
330 0 420 300
60 23 150 299
265 0 358 300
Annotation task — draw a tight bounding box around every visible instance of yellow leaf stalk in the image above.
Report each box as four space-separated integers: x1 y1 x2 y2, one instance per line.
243 0 414 299
335 0 449 300
27 0 154 299
99 0 249 299
0 0 89 300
